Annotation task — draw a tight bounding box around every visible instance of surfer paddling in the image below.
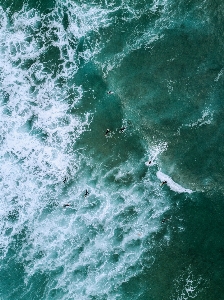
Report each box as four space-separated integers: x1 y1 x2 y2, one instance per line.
84 189 89 197
119 127 126 133
161 217 170 224
105 129 110 136
107 91 114 94
160 180 167 186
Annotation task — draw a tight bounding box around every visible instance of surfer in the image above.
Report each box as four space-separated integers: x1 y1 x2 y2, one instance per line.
148 161 151 165
162 217 170 223
84 189 89 197
160 181 167 186
119 127 126 133
107 91 114 94
105 129 110 136
63 176 67 183
63 203 70 207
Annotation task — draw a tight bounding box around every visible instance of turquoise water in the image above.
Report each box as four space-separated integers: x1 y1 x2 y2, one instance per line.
0 0 224 299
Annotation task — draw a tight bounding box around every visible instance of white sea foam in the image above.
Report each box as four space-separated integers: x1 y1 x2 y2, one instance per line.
0 3 172 299
0 4 90 261
187 108 213 128
177 108 214 135
172 267 205 300
157 171 194 194
19 162 169 299
145 141 167 166
214 67 224 82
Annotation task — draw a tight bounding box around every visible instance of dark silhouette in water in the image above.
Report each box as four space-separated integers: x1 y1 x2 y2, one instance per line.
105 129 110 136
63 203 70 207
107 91 114 94
84 189 89 197
161 217 170 223
160 181 167 186
63 176 67 183
119 127 126 133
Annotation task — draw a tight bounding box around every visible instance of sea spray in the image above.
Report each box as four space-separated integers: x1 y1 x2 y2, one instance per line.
1 0 224 299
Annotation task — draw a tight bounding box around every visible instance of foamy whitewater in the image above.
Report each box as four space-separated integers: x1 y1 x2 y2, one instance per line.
156 171 193 194
1 1 224 299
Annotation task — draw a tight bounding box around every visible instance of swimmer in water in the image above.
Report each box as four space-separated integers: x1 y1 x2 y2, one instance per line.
160 180 167 186
119 127 126 133
162 217 170 223
105 129 110 136
84 189 89 197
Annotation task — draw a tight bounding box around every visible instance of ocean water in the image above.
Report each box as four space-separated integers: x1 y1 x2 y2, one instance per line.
0 0 224 299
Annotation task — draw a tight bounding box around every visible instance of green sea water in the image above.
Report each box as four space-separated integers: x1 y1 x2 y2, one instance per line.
0 0 224 299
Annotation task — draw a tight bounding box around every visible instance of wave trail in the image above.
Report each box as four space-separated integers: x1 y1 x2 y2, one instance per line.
157 171 194 194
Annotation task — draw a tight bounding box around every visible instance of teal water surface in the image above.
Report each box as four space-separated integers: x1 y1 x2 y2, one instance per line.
0 0 224 299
